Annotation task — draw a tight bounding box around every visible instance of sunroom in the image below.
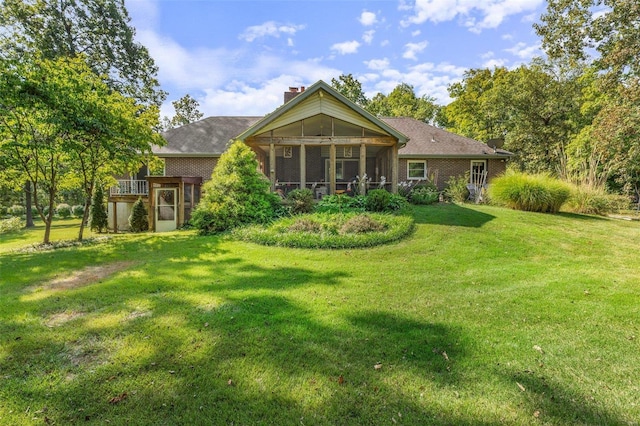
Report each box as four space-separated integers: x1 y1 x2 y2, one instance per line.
237 81 408 197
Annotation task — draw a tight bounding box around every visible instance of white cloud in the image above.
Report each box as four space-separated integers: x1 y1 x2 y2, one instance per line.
364 58 390 70
411 30 422 37
239 21 306 42
359 10 378 26
363 30 375 44
400 0 544 33
482 58 507 68
504 41 541 59
331 40 361 55
403 41 429 60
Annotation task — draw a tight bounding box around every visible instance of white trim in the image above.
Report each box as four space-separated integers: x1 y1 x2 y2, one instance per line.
407 160 427 180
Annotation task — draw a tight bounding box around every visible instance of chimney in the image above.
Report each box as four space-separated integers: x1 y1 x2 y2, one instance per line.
284 86 303 104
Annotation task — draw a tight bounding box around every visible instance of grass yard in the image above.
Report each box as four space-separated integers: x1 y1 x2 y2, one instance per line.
0 204 639 425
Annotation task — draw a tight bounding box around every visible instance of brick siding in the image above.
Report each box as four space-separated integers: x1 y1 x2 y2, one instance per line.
164 157 218 181
399 158 507 190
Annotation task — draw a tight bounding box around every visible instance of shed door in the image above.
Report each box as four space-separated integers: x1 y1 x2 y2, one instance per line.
156 188 177 232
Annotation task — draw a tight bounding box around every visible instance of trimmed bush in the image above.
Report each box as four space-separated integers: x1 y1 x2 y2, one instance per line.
191 140 280 234
365 189 391 212
489 171 571 213
56 203 72 218
286 188 315 215
0 217 23 234
72 205 85 218
128 197 149 232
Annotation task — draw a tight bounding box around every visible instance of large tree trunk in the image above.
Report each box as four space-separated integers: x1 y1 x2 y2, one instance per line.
24 181 35 228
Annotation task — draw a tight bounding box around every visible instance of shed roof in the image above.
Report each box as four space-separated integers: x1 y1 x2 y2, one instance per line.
385 117 512 158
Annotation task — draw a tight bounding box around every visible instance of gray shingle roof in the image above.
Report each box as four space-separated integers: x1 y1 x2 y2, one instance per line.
383 117 512 158
155 115 512 159
155 116 262 156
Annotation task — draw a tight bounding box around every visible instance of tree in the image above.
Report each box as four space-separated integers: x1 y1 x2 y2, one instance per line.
1 0 165 239
128 197 148 232
331 74 369 108
89 183 108 233
0 55 163 243
162 94 204 130
535 0 640 192
367 83 441 123
535 0 640 86
442 61 585 174
191 141 280 234
0 0 165 106
440 67 511 141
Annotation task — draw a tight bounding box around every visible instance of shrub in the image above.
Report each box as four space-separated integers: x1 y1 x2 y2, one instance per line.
286 188 315 215
72 205 85 218
191 140 280 233
89 185 108 233
488 171 571 213
365 189 391 212
8 204 25 217
0 217 23 234
444 173 469 203
287 217 322 233
316 194 366 214
56 203 72 218
128 197 149 232
409 185 439 205
565 185 629 215
339 214 386 234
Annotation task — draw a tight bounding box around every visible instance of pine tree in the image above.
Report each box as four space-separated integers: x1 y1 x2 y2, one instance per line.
128 197 149 232
191 140 280 233
89 184 108 233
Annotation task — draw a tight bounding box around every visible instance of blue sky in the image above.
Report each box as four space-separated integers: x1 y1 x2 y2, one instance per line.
126 0 547 118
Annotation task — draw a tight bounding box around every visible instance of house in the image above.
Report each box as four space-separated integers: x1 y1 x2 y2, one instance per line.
108 80 511 232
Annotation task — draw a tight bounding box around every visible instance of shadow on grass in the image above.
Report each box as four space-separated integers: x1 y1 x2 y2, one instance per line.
0 230 629 425
412 203 495 228
556 211 608 221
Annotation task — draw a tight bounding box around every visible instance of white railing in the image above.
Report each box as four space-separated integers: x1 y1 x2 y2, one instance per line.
110 180 148 196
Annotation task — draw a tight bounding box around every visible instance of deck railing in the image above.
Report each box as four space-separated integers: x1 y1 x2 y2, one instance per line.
110 180 148 196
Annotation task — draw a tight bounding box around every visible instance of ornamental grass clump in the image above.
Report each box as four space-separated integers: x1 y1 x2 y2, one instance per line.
488 171 571 213
339 214 386 234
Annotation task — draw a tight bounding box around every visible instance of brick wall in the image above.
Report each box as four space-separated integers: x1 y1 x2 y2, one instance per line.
399 158 508 190
164 157 218 181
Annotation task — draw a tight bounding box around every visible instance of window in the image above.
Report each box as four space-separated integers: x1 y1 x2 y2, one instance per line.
407 160 426 180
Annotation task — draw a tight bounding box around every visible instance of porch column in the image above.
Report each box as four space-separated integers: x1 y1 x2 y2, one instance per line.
299 144 306 190
391 143 399 193
359 143 366 194
269 143 276 191
329 143 336 194
112 201 118 233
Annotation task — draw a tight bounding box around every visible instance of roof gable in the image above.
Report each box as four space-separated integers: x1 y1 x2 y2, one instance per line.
236 80 408 143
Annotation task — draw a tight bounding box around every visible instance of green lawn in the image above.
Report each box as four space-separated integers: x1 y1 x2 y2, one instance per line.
1 204 638 425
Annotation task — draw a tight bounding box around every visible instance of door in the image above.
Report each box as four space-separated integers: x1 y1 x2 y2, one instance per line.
155 188 177 232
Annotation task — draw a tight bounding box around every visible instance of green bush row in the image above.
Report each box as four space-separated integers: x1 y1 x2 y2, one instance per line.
2 204 85 218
